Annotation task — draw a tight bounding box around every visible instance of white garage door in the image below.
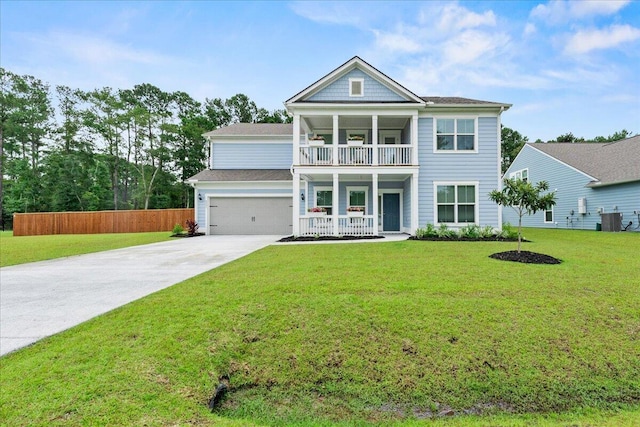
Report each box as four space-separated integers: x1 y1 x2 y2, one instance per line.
209 197 293 235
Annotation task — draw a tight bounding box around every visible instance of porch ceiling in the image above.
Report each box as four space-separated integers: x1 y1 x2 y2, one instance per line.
303 115 409 131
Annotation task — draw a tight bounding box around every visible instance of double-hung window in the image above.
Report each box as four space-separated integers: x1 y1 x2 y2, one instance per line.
435 183 478 224
315 187 333 215
436 118 476 151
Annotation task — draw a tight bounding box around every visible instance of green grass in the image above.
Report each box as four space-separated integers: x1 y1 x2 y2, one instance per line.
0 231 172 267
1 229 639 426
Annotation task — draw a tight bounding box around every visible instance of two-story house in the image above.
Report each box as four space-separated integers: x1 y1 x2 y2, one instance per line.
187 57 511 236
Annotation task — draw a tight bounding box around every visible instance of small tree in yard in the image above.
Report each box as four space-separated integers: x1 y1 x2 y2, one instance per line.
489 178 556 252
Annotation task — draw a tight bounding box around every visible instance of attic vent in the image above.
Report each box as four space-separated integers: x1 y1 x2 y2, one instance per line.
349 78 364 97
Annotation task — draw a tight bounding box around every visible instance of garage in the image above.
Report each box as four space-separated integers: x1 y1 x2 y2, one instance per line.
209 197 293 235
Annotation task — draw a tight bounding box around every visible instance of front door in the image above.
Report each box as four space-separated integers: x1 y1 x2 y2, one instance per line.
382 193 400 232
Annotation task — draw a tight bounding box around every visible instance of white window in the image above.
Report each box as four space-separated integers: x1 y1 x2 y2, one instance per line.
544 207 554 223
349 78 364 97
435 118 476 151
509 168 529 182
347 186 368 213
434 182 478 224
315 186 333 215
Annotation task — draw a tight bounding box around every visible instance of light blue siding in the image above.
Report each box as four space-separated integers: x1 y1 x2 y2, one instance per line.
308 69 407 102
417 116 501 228
212 143 292 169
503 145 640 231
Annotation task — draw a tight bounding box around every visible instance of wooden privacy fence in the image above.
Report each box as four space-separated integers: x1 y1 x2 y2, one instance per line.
13 208 195 236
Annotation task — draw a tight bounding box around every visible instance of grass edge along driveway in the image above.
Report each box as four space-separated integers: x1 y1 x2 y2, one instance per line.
1 228 639 425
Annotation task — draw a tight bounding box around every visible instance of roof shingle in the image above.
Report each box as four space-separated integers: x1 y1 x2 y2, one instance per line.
187 169 292 182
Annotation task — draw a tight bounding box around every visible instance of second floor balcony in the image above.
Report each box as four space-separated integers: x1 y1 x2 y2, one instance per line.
299 144 413 166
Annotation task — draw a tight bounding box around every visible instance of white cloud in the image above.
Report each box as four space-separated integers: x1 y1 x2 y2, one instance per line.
523 23 536 37
530 0 630 24
372 28 422 53
442 30 508 65
564 24 640 54
436 3 496 33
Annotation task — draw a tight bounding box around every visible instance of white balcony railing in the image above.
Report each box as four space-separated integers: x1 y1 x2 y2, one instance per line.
298 215 375 236
298 145 412 166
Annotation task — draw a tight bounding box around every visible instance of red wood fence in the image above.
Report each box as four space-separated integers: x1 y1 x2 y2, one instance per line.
12 208 195 236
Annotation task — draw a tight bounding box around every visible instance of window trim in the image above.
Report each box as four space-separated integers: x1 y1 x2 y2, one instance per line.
346 186 369 214
544 206 554 223
349 78 364 97
433 181 479 226
509 168 529 182
433 117 478 153
315 186 333 214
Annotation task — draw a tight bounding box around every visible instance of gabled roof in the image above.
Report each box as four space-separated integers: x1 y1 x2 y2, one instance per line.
285 56 425 105
203 123 293 138
529 135 640 187
187 169 292 182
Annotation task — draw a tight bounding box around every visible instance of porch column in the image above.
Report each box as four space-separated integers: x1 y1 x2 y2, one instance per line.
372 115 378 166
293 114 301 165
332 115 339 166
292 172 300 236
333 173 339 235
411 172 419 235
372 173 379 236
411 114 418 165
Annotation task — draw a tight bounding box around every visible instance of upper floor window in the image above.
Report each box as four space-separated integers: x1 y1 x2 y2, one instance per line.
509 168 528 182
349 78 364 97
436 118 476 151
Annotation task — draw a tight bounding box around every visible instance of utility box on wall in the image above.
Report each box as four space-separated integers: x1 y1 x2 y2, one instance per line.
601 212 621 232
578 197 587 214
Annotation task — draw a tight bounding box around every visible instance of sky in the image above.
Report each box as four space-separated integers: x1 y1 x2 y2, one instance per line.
1 0 639 142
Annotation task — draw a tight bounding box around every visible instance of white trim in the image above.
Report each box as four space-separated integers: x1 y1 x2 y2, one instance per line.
433 181 480 226
314 186 333 212
347 185 369 213
349 78 364 97
509 168 529 181
378 189 404 232
285 57 425 105
433 117 478 153
544 206 554 224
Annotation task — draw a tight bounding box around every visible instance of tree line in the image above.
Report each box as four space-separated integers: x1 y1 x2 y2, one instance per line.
0 68 290 228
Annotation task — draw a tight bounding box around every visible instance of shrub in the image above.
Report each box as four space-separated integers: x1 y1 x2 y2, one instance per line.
415 223 438 239
459 224 481 239
172 223 185 235
437 224 457 239
498 223 519 240
185 219 199 236
479 225 496 238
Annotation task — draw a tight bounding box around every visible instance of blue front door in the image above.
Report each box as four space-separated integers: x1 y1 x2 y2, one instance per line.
382 193 400 231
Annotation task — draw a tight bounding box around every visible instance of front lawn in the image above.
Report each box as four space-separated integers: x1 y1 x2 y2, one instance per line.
1 229 639 425
0 231 172 267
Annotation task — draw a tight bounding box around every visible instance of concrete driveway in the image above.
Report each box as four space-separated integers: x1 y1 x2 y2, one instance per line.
0 235 279 356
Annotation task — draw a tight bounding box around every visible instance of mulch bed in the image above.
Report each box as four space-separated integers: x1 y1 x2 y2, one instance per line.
278 235 385 242
171 233 205 238
408 236 521 242
489 250 562 264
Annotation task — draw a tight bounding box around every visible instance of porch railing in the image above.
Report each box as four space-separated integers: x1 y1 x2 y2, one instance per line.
298 215 375 236
298 145 412 166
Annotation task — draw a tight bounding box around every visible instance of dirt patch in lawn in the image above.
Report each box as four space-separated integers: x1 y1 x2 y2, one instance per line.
490 250 561 264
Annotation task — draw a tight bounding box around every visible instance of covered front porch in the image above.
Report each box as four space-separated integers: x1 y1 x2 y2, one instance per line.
292 170 419 236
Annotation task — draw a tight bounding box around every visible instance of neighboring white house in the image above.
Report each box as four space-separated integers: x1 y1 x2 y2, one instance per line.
187 56 511 236
503 136 640 232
